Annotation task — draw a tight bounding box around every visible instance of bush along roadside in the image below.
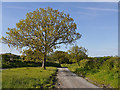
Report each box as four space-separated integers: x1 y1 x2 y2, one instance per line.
2 60 61 69
62 57 119 88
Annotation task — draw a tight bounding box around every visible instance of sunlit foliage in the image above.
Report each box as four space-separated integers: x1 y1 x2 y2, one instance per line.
1 7 81 69
68 46 88 65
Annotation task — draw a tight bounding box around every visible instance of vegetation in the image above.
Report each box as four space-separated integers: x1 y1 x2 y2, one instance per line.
1 53 119 88
2 67 57 88
68 46 88 65
1 53 61 69
1 6 117 89
49 51 69 64
45 46 88 65
1 46 88 69
21 49 43 62
61 56 119 88
1 7 81 69
1 53 20 62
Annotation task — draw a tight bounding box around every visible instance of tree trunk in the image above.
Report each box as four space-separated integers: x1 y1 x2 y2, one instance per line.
42 54 46 69
77 59 80 66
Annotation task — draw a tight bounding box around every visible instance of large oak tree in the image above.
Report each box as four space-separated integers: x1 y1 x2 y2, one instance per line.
1 7 81 69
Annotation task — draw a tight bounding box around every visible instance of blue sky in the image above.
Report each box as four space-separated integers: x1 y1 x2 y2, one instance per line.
1 2 118 57
1 0 119 2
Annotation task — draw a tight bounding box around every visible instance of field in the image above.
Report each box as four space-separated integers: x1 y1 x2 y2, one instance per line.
2 67 57 88
1 53 119 88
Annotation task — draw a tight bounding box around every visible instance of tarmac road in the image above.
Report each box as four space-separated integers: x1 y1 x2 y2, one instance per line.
57 68 101 88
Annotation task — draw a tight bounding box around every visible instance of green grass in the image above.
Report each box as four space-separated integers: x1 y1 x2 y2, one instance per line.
2 67 57 88
61 63 79 72
61 62 119 88
86 71 118 88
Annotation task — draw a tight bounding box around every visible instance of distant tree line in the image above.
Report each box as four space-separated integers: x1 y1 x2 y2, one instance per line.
1 53 20 62
1 46 118 70
1 46 88 65
21 45 88 65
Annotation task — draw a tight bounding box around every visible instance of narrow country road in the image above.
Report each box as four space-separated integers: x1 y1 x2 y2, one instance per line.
57 68 101 88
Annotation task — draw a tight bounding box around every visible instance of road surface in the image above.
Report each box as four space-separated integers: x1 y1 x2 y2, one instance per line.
56 68 100 88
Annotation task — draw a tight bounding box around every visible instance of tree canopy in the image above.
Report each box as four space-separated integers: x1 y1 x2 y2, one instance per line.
68 46 88 65
1 7 81 69
21 48 43 62
51 51 69 64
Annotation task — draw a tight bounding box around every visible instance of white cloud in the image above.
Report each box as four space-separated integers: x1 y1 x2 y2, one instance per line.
4 6 30 9
75 6 118 12
2 0 119 2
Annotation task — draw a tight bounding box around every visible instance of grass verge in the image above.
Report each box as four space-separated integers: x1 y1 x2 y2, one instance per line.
2 67 57 88
61 63 119 88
